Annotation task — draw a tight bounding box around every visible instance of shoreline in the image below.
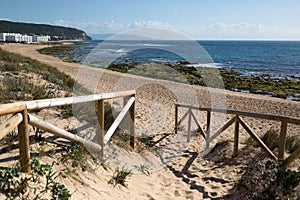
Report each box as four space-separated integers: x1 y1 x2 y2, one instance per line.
38 43 300 101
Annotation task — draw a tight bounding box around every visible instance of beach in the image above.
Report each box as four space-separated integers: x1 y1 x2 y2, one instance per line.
1 43 300 199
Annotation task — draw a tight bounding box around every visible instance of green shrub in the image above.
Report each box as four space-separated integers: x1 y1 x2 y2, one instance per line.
235 159 300 199
0 159 71 199
108 166 131 187
261 129 280 150
62 143 87 170
0 48 78 103
246 128 300 155
286 135 300 153
4 130 18 152
246 128 279 151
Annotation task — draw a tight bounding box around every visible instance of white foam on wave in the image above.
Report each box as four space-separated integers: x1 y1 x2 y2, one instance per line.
186 63 224 68
143 43 174 47
115 48 127 53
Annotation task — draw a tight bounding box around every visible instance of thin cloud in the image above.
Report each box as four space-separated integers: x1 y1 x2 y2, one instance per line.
54 19 173 34
54 19 125 34
128 20 172 29
209 22 263 32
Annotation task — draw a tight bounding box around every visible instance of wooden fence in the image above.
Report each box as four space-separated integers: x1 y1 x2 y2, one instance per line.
0 90 136 172
175 103 300 168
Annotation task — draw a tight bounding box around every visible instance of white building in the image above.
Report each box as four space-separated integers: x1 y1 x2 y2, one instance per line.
0 33 4 41
32 35 50 43
0 33 50 43
21 34 33 43
2 33 21 42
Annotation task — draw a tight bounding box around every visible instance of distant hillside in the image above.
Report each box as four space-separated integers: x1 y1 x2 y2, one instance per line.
0 20 91 40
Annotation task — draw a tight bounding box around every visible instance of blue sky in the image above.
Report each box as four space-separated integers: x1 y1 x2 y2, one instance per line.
1 0 300 40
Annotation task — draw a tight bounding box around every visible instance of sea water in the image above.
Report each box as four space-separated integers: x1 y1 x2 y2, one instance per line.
70 40 300 80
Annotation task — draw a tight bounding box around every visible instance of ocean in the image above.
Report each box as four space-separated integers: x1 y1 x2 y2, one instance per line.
70 40 300 80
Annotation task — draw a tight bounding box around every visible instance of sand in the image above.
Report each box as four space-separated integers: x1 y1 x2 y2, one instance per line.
1 43 300 199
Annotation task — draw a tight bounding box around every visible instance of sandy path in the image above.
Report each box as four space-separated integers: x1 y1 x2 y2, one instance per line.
1 43 300 199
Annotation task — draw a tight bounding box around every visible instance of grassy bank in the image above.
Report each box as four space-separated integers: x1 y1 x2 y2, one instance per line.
0 48 74 103
37 44 81 63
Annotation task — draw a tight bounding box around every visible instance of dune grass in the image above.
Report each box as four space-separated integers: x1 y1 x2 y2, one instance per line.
246 128 300 153
0 48 75 103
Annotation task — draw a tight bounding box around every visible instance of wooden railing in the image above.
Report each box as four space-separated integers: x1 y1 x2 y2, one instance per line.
0 102 30 172
175 103 300 167
0 90 136 172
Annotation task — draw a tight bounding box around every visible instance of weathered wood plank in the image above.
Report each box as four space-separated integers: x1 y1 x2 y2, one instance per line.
238 116 278 160
0 102 26 116
28 114 102 152
0 113 23 141
96 100 105 157
175 104 178 134
278 119 288 159
190 111 206 139
129 95 135 149
207 116 235 144
233 116 240 157
104 97 135 144
206 111 211 148
176 109 190 129
18 109 31 172
187 108 192 142
175 103 300 125
26 90 136 110
283 146 300 168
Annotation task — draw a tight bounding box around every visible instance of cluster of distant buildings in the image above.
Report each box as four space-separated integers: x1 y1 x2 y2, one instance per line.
0 33 50 43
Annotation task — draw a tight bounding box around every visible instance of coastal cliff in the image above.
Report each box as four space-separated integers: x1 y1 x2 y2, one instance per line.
0 20 91 40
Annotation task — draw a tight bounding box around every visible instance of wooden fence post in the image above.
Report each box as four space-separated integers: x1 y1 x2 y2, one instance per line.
206 111 211 149
187 108 192 142
175 104 178 134
233 115 240 157
129 95 135 149
18 108 31 172
278 119 288 160
96 100 105 158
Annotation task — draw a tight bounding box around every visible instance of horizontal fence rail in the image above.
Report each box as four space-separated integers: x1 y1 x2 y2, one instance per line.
26 90 136 110
175 103 300 167
0 102 26 115
0 90 136 172
176 103 300 125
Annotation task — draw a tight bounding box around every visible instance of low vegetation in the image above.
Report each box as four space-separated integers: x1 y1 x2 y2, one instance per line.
108 62 300 100
228 128 300 198
246 128 300 153
235 159 300 199
62 143 88 170
37 45 81 63
0 159 71 199
0 48 74 103
0 48 80 199
108 166 132 187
